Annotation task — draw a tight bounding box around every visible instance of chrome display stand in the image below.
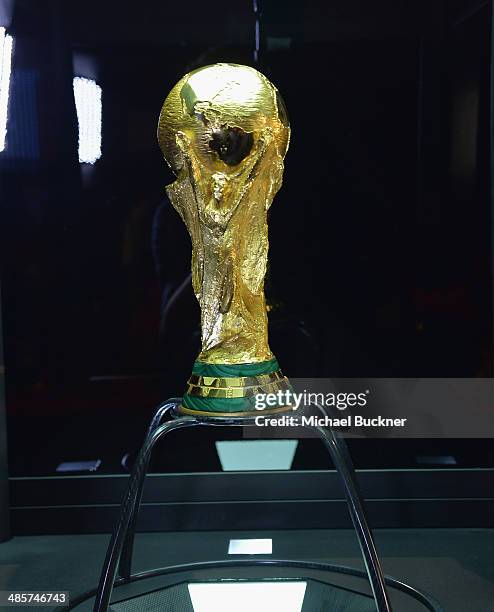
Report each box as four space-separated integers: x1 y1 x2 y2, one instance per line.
84 399 442 612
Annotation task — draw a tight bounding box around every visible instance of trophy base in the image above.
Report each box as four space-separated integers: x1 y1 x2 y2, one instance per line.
180 357 293 417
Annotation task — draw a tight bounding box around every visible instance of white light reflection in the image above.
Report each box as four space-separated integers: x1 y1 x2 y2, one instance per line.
188 581 307 612
73 76 102 164
0 27 14 152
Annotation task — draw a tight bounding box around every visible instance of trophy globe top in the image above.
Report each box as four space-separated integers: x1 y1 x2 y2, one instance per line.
157 63 290 176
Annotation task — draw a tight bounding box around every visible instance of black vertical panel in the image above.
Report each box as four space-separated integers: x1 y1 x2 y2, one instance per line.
490 0 494 359
1 0 84 395
0 285 10 543
0 2 13 539
0 0 14 546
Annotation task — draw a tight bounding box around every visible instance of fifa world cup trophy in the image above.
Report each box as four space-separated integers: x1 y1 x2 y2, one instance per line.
158 63 292 416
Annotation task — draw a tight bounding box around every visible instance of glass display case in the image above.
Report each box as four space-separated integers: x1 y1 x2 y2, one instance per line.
0 1 493 610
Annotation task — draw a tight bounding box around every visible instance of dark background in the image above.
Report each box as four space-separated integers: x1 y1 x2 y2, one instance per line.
0 0 492 475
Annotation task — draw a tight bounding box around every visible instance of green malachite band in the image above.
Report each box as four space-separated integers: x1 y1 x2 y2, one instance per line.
191 358 279 378
183 358 283 413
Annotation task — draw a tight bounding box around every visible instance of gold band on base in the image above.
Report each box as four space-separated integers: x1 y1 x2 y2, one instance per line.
186 377 290 399
188 371 284 388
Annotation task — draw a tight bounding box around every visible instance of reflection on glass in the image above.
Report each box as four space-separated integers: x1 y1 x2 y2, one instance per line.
215 440 298 471
0 27 13 151
228 538 273 555
73 76 102 164
188 581 307 612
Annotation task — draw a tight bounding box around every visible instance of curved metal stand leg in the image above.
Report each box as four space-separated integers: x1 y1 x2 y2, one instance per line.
315 424 393 612
118 399 180 581
93 414 200 612
146 399 182 437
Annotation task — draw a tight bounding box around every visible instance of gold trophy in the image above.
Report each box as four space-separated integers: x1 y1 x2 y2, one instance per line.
158 63 292 416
